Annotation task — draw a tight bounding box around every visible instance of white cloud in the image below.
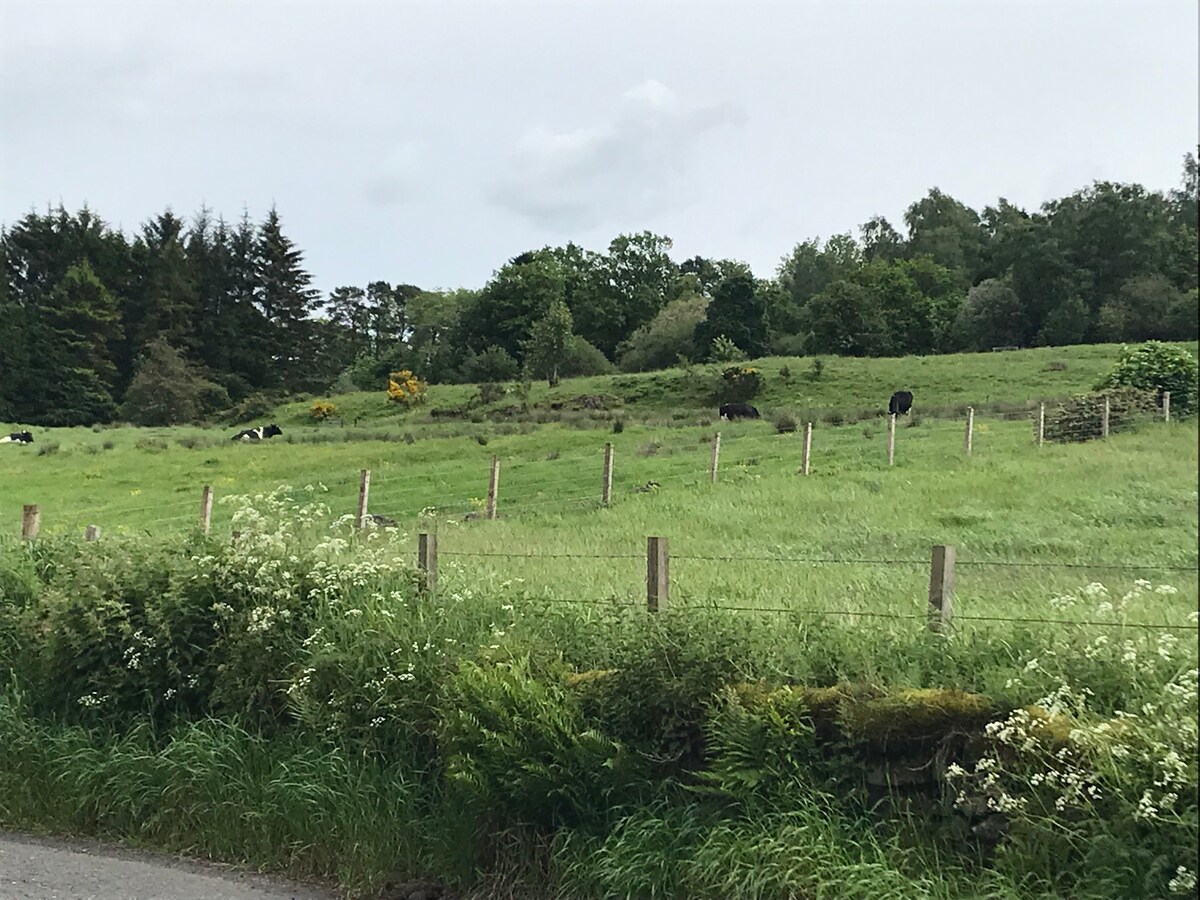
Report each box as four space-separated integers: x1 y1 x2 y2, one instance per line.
487 80 748 230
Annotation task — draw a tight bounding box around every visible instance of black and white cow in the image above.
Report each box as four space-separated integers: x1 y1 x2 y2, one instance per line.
888 391 914 416
1 430 33 444
719 402 761 420
232 423 283 442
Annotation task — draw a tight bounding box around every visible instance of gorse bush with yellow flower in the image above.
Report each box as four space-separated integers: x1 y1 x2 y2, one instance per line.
387 369 428 406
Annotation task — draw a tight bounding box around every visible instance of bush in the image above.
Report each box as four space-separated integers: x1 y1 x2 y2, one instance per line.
387 370 429 407
1042 387 1159 443
560 336 614 378
773 409 798 434
709 335 747 363
717 366 763 403
461 346 520 384
617 293 709 373
310 400 339 421
475 382 507 405
120 339 227 426
1095 341 1198 417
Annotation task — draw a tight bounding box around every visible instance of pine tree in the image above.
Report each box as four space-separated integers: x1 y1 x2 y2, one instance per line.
256 206 318 386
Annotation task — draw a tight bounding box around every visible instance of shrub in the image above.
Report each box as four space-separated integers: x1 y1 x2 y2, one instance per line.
807 358 824 381
616 293 709 373
120 338 226 426
718 366 763 403
1095 341 1198 416
476 382 507 405
310 400 339 421
1042 387 1159 443
612 418 625 434
387 370 429 407
773 410 798 434
560 337 614 378
709 335 747 363
461 346 520 384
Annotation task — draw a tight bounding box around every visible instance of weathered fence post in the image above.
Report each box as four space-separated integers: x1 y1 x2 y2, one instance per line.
709 432 721 483
1102 396 1111 439
928 544 955 633
199 485 214 534
418 532 438 595
356 468 371 528
602 442 614 506
85 525 100 542
1163 391 1171 422
647 536 669 612
964 407 974 456
801 422 813 476
1036 403 1045 447
887 413 896 466
486 455 500 520
20 505 39 541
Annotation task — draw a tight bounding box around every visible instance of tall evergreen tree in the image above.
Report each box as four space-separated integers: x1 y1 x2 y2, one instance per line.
255 206 319 386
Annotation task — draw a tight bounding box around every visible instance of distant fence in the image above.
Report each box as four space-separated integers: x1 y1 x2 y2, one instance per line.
9 392 1182 540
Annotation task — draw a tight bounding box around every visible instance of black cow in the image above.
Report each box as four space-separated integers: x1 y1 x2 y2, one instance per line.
1 430 33 444
719 403 761 420
232 423 283 442
888 391 914 416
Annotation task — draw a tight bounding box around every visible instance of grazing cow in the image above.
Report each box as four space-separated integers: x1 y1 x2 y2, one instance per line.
719 402 761 420
1 430 33 444
232 423 283 442
888 391 914 416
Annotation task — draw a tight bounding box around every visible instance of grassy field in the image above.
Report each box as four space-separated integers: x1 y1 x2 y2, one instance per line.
1 351 1196 633
1 342 1198 899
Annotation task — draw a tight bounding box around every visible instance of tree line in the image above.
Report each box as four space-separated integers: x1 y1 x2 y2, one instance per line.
1 151 1196 426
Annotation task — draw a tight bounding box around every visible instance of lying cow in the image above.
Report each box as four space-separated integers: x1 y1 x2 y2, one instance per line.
719 402 761 420
888 391 913 416
1 430 33 444
232 423 283 442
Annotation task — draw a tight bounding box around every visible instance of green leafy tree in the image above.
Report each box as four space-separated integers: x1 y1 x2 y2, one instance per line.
903 187 985 286
460 251 566 362
694 273 768 359
1036 295 1091 346
617 292 709 372
523 299 574 386
1095 341 1199 415
120 338 228 425
802 280 888 357
952 278 1028 350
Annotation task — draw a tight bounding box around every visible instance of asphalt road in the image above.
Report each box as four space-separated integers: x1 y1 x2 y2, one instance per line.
0 832 334 900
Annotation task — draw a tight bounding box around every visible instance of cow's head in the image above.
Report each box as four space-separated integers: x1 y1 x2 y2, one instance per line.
264 424 283 438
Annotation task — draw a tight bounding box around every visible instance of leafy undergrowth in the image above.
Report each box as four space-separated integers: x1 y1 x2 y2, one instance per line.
0 492 1196 899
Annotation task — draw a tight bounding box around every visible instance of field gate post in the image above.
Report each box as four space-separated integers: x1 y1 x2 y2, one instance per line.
20 505 39 541
200 485 214 534
928 544 955 633
418 532 438 596
709 432 721 483
964 407 974 456
647 536 669 612
486 455 500 520
1163 391 1171 422
1102 397 1111 439
802 422 813 476
602 442 614 506
1037 403 1046 447
85 525 100 542
356 468 371 528
887 413 896 466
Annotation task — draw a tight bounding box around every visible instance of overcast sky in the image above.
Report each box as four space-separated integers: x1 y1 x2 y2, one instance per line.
2 0 1196 297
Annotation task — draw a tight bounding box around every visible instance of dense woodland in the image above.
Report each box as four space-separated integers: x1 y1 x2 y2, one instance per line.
1 152 1196 427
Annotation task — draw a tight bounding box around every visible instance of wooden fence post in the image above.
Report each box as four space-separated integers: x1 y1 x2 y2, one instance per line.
801 422 813 476
418 532 438 595
602 442 614 506
85 525 100 542
1037 403 1045 447
709 432 721 483
20 505 39 541
199 485 214 534
928 544 955 633
964 407 974 456
1163 391 1171 422
1102 396 1111 439
647 536 669 612
486 455 500 520
356 468 371 528
887 413 896 466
